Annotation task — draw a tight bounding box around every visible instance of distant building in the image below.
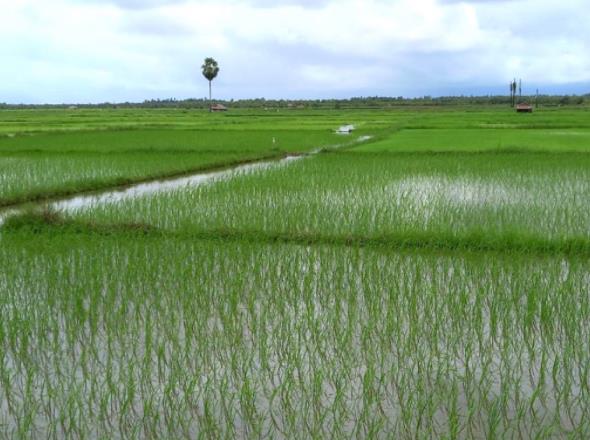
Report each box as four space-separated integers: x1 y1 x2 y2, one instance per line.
516 103 533 113
210 103 228 112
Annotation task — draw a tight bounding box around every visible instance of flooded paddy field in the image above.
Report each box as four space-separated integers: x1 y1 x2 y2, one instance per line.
60 152 590 253
0 129 365 208
1 233 589 438
2 106 590 438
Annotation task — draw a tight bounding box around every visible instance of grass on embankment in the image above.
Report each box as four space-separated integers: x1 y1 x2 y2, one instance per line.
7 207 590 257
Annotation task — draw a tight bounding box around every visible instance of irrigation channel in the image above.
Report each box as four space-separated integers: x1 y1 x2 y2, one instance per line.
0 131 372 227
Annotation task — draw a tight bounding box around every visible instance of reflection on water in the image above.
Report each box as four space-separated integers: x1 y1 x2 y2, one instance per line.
336 124 355 134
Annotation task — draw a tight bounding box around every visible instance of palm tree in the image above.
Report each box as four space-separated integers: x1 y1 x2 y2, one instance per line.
201 57 220 112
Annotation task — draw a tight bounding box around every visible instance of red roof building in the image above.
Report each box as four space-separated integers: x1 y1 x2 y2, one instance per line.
210 103 228 112
516 103 533 113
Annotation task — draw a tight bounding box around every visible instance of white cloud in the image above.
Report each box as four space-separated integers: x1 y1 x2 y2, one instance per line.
0 0 588 103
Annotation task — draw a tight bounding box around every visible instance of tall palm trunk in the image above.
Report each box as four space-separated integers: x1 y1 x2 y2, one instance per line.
201 57 219 113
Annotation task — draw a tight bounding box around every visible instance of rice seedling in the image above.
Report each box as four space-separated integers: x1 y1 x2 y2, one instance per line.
0 151 269 207
355 128 590 153
2 106 587 207
0 126 366 206
3 106 590 439
0 230 589 438
61 152 590 254
0 107 400 135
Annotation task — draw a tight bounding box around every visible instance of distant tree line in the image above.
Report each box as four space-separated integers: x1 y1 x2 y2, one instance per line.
1 94 588 110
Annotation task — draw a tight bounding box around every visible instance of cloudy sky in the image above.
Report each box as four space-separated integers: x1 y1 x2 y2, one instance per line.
1 0 589 103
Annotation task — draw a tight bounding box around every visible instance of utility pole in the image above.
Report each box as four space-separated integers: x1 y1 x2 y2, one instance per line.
536 89 539 108
519 79 522 100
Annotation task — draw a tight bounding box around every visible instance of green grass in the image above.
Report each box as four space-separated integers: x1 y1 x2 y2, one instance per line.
354 128 590 153
0 108 402 135
2 106 589 135
0 128 350 153
397 107 590 129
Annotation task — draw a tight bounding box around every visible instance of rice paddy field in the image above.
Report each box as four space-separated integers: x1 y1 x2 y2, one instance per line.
1 106 590 438
0 119 375 206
